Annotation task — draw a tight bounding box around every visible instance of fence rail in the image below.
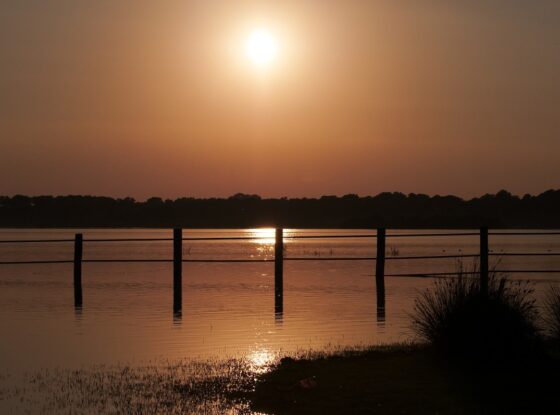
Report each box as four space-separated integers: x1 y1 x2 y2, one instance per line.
1 228 559 317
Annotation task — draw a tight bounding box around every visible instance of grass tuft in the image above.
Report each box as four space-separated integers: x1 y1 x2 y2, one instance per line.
411 261 540 364
543 285 560 341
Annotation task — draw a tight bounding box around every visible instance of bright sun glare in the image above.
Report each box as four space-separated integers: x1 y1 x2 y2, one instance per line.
246 29 278 66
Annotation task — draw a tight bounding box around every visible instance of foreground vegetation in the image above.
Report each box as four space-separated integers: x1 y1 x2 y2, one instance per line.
248 343 560 415
1 358 256 414
250 270 560 415
3 342 560 414
412 268 541 363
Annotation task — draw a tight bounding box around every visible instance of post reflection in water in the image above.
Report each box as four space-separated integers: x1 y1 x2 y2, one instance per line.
377 306 386 324
274 286 284 317
274 311 283 325
249 228 287 322
74 305 83 326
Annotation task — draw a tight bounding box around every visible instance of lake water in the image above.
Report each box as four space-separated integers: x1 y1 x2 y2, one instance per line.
1 228 560 376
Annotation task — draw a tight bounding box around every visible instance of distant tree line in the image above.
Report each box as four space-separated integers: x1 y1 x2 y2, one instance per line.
1 190 559 228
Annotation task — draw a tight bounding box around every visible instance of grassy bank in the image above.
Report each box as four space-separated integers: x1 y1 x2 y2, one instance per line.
3 344 560 414
249 344 560 415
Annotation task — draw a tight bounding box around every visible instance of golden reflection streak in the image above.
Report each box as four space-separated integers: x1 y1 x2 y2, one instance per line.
247 347 277 374
247 228 294 245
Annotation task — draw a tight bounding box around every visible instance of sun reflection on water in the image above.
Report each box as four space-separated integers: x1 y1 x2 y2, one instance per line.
247 228 294 259
247 348 277 374
247 228 276 245
247 228 293 245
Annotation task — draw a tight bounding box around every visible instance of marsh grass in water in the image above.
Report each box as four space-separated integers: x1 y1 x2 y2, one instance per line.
543 285 560 342
411 260 540 363
2 359 259 415
405 260 560 413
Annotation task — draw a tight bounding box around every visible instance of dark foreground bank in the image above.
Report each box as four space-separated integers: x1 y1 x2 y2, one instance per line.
3 344 559 414
248 344 560 415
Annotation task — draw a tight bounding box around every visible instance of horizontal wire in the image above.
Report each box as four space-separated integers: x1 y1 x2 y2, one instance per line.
386 270 560 278
386 271 480 278
0 260 73 265
490 252 560 256
386 232 479 238
489 232 560 236
285 257 376 261
285 234 376 239
84 238 172 242
183 259 274 263
386 254 479 260
1 231 559 244
83 259 172 263
183 236 264 241
2 254 559 265
493 270 560 274
0 239 74 244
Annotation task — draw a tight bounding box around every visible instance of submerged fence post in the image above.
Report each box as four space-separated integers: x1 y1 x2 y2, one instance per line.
480 227 489 297
275 228 284 314
73 233 83 308
375 228 386 316
173 228 183 314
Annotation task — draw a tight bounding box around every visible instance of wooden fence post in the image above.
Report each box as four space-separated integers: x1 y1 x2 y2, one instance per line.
173 228 182 314
376 228 386 315
480 227 489 297
73 233 83 308
275 228 284 314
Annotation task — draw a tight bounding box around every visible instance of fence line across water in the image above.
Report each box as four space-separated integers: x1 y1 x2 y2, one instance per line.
1 228 559 319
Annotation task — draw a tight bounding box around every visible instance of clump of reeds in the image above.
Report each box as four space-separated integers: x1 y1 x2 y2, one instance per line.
543 285 560 341
412 260 539 363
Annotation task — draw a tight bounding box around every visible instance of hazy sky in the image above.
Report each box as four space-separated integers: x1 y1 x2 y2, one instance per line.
1 0 559 199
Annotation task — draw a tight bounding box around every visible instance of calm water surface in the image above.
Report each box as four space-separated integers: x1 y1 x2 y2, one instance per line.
1 228 560 375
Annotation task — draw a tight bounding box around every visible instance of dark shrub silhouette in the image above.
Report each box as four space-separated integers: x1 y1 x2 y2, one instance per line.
543 285 560 342
412 263 539 364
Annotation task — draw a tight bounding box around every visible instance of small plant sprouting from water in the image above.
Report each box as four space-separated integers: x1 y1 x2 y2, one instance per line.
299 248 336 257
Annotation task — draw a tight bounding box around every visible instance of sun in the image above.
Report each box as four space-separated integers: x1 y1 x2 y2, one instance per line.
246 29 278 66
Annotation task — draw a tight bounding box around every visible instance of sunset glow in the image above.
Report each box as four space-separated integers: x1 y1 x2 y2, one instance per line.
1 2 560 413
245 29 279 66
1 2 559 198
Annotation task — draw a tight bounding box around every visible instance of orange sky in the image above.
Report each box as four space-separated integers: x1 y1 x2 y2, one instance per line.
1 1 559 199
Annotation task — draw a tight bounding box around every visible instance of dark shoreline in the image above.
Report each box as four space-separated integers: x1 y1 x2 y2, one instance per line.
249 344 560 415
6 344 560 414
2 190 560 229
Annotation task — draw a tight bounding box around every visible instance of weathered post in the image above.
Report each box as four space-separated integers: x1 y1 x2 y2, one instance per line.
173 228 183 314
375 228 386 316
275 228 284 314
480 227 489 297
73 233 83 308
